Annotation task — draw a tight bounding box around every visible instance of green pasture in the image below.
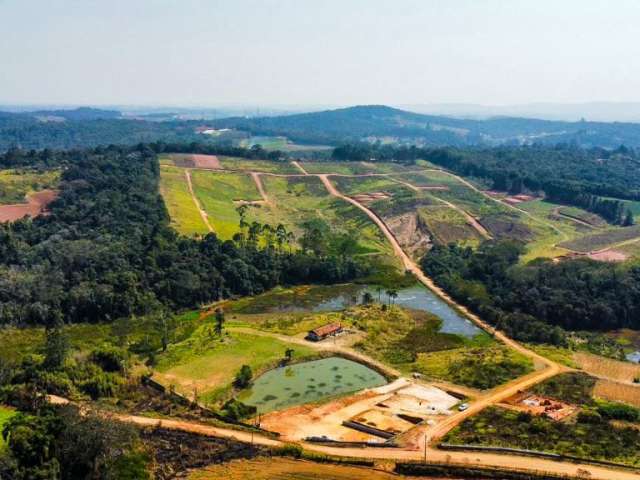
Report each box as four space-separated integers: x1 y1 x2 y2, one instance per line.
218 156 298 174
159 166 209 236
191 170 262 240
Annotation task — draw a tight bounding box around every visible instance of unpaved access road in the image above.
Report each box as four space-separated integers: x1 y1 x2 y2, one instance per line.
113 413 639 480
390 177 492 240
318 174 564 439
185 169 214 233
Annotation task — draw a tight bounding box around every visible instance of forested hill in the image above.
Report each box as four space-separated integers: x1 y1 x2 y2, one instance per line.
0 110 203 151
0 145 364 326
211 105 640 148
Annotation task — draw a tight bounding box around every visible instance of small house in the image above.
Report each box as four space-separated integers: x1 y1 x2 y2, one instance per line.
306 323 343 342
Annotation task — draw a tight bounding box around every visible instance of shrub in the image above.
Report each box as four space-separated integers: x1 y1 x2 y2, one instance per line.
596 401 640 422
89 346 129 373
220 398 256 421
233 365 253 389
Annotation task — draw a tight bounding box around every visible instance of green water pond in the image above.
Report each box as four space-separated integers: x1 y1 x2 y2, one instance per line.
240 357 387 413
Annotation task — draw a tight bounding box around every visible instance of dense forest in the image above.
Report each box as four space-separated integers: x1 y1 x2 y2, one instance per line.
421 241 640 344
333 142 638 224
0 145 363 327
0 111 207 151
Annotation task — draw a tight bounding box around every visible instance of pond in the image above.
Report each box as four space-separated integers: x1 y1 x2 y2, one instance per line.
627 351 640 363
235 283 481 338
240 357 387 413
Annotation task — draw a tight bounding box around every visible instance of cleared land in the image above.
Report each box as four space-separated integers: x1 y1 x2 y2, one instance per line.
188 457 423 480
159 166 209 236
153 325 316 405
574 352 640 384
191 170 262 240
594 379 640 408
559 225 640 253
0 189 58 222
0 168 60 204
218 156 299 174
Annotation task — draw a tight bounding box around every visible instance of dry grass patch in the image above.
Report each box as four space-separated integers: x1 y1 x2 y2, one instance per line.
594 379 640 407
574 352 640 383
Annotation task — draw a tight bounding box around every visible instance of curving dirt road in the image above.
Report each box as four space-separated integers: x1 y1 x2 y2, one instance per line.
185 169 214 233
390 177 492 240
318 174 563 435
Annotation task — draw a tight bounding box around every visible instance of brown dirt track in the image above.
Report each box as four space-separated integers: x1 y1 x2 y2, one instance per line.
0 189 57 222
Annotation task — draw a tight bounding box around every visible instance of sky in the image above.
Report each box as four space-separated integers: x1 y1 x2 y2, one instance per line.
2 0 640 107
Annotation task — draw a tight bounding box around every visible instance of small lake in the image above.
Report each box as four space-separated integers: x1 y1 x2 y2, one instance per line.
240 357 387 413
236 283 481 338
627 351 640 363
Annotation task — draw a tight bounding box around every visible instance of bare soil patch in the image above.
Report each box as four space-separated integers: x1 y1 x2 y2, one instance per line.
352 192 391 204
0 189 57 222
587 250 628 262
386 212 432 258
168 154 221 169
191 154 221 169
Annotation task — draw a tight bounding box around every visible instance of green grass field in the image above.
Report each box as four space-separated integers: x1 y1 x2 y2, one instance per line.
0 406 16 450
218 156 298 174
153 325 316 405
159 166 209 236
0 168 60 204
331 175 408 196
191 170 262 240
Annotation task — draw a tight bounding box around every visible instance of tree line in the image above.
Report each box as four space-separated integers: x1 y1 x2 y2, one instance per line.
421 240 640 345
0 144 366 327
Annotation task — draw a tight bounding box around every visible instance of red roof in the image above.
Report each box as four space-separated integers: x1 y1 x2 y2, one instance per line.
310 323 342 337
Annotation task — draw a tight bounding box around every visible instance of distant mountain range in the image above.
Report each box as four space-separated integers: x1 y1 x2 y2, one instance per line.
3 104 640 150
402 102 640 123
211 105 640 148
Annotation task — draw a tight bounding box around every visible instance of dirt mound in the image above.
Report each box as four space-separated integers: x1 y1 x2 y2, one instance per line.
385 212 431 258
0 189 58 222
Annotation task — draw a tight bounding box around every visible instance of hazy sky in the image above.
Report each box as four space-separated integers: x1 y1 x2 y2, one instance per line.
2 0 640 107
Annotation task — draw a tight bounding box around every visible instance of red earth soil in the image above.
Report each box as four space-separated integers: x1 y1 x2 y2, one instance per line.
588 250 628 262
191 154 221 169
0 189 58 222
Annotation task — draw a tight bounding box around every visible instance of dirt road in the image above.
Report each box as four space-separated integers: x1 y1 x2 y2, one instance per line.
291 160 309 175
250 172 271 205
390 177 492 240
185 169 214 233
112 412 639 480
318 174 563 435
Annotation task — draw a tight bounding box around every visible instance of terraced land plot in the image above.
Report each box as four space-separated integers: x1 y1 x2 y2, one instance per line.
159 166 209 236
297 161 393 175
218 156 299 174
417 204 483 246
258 176 395 258
191 170 263 240
558 224 640 253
